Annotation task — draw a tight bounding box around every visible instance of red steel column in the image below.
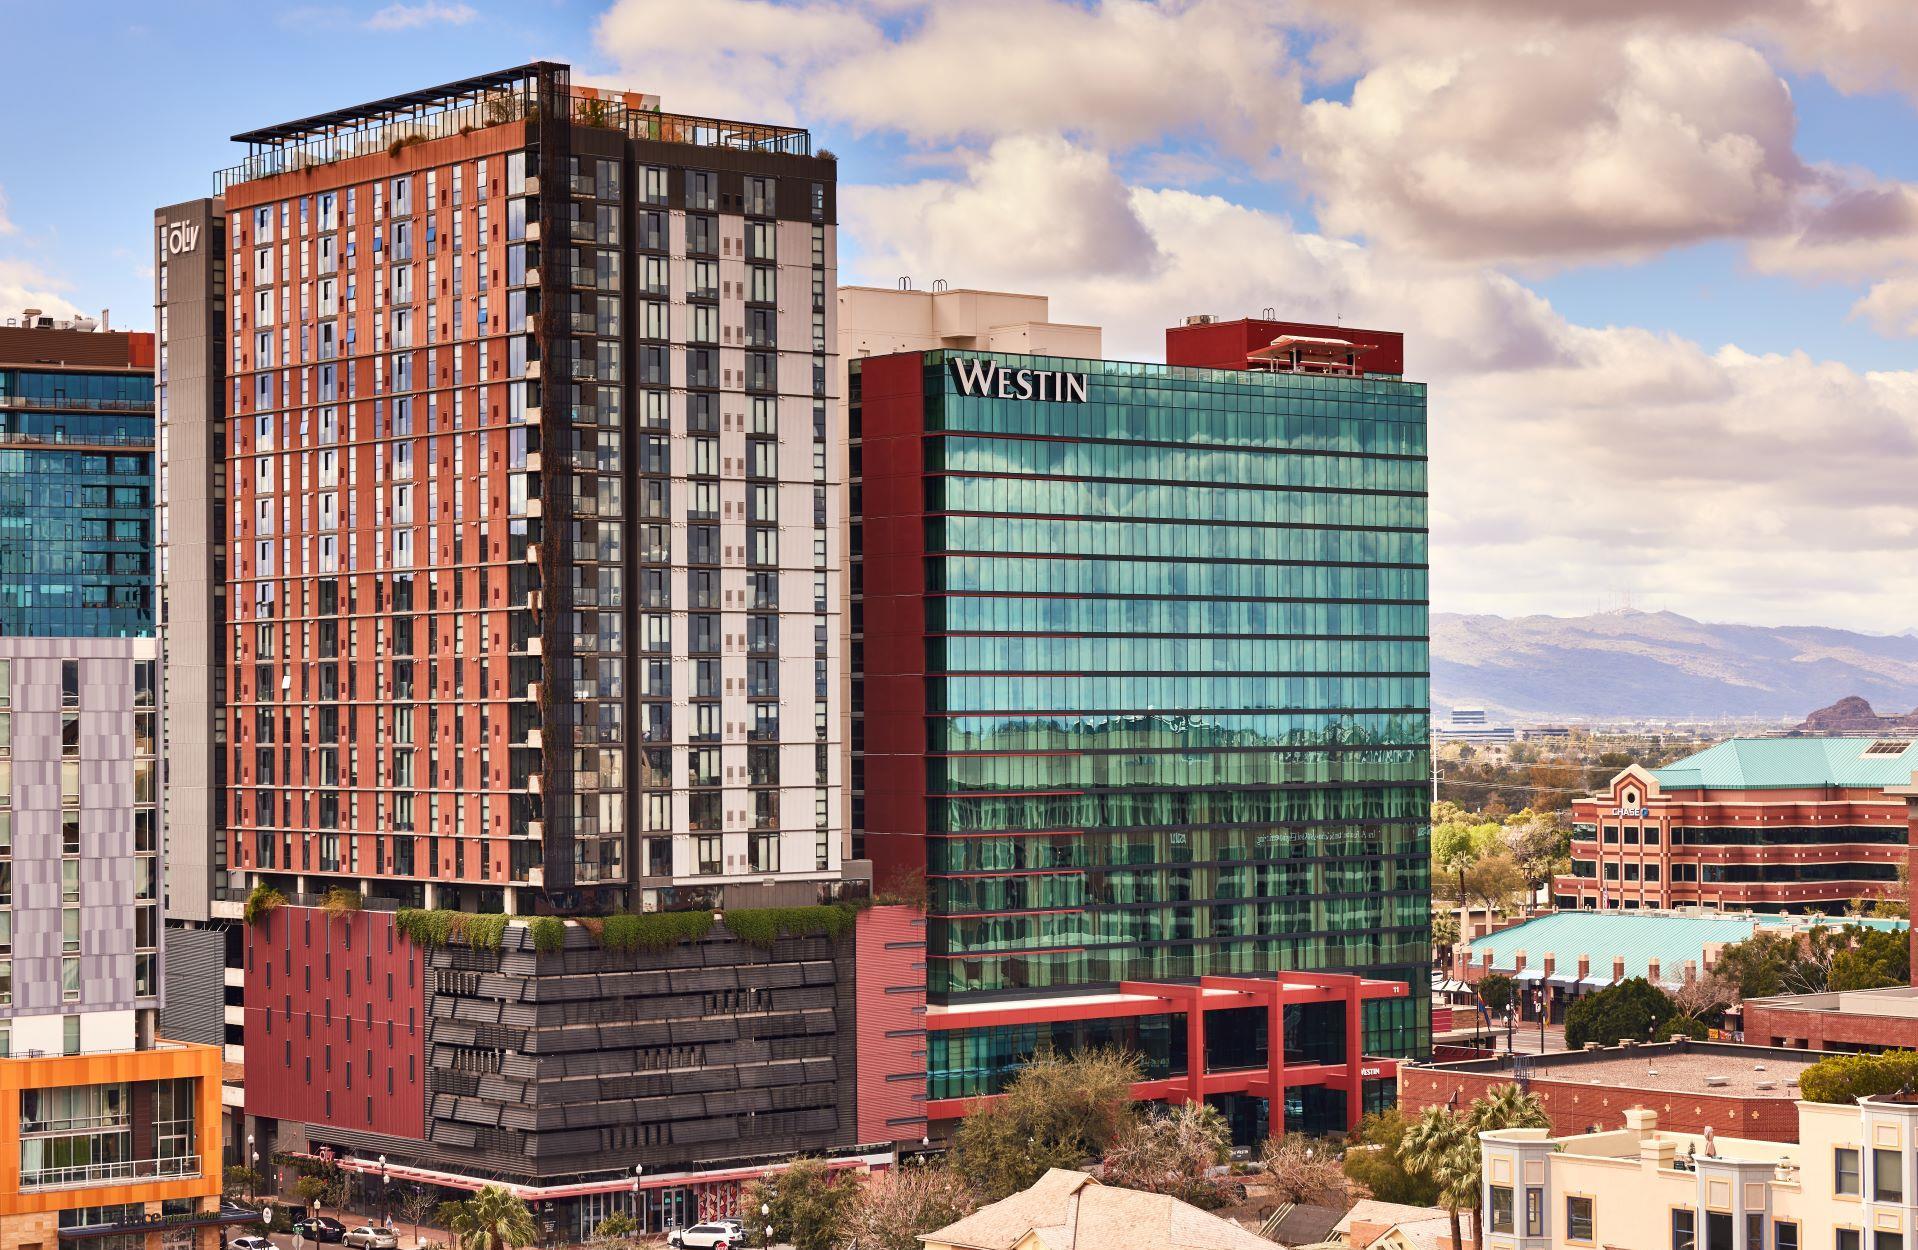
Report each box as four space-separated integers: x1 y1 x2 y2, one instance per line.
1345 974 1365 1132
1268 981 1286 1134
1187 995 1207 1106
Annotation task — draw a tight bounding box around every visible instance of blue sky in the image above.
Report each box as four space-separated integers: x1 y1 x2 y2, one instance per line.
4 0 1914 632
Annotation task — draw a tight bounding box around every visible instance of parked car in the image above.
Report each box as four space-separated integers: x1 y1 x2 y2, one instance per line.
344 1227 399 1250
667 1221 746 1250
294 1217 348 1243
231 1236 276 1250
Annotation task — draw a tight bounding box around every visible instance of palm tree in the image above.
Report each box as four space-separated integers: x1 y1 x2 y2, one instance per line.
1402 1106 1477 1250
440 1186 539 1250
1462 1084 1550 1241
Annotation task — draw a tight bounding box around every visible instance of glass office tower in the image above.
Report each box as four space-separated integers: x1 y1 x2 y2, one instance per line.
854 337 1430 1128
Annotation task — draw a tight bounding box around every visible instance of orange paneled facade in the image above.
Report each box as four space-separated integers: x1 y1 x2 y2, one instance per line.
0 1042 224 1250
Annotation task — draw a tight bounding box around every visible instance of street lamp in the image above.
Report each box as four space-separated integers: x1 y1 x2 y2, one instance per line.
632 1165 644 1231
761 1202 773 1250
247 1135 257 1202
379 1155 390 1228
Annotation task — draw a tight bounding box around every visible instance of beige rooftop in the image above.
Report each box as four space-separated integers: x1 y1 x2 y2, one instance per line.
920 1168 1273 1250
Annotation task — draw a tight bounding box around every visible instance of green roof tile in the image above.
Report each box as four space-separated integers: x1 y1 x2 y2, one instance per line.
1651 737 1918 791
1467 911 1906 985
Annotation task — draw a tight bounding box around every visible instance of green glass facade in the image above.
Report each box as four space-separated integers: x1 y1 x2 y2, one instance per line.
894 350 1431 1060
0 368 155 638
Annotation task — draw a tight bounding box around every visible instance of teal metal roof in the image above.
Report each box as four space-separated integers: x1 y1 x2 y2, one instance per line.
1651 737 1918 791
1467 911 1908 984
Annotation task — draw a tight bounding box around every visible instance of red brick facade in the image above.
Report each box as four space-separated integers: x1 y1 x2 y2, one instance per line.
1741 1001 1918 1052
1399 1064 1803 1143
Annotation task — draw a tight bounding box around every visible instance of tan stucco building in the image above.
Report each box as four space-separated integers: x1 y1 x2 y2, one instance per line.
1480 1095 1918 1250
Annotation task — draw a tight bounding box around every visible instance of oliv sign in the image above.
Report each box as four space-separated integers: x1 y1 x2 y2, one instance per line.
161 222 201 257
950 358 1089 403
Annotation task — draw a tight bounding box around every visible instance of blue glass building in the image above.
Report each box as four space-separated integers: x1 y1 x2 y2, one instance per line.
854 325 1430 1133
0 327 155 638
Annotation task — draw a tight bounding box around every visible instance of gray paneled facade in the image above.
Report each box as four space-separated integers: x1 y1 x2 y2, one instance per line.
0 637 161 1020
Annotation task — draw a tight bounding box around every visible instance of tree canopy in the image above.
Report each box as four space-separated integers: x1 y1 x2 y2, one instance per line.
950 1048 1141 1201
1799 1051 1918 1105
1563 977 1676 1048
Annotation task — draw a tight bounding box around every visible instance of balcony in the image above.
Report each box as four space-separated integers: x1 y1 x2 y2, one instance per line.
22 1154 203 1193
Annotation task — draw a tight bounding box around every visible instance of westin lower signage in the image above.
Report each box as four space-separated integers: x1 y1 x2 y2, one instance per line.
951 358 1089 403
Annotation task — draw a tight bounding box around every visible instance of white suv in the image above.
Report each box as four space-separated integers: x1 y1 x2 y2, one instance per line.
666 1221 746 1249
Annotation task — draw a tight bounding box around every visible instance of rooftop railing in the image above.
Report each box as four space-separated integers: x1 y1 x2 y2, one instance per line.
216 89 812 194
22 1154 202 1192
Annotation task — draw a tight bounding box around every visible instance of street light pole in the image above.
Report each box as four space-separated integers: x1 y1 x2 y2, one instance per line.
379 1155 389 1228
632 1164 644 1234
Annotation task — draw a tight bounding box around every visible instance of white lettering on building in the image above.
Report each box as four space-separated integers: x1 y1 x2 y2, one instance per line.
162 222 200 257
950 358 1089 403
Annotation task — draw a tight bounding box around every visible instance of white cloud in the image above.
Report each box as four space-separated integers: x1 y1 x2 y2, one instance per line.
594 0 1299 146
1294 30 1806 263
1852 275 1918 337
0 259 81 323
365 1 476 31
844 136 1918 631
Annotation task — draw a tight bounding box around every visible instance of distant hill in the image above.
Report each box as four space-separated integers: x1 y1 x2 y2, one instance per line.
1799 696 1918 734
1432 610 1918 721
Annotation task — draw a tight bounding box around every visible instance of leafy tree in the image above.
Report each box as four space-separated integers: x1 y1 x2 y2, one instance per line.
745 1158 857 1250
1659 1014 1710 1040
589 1212 636 1245
1564 977 1677 1048
224 1165 264 1203
296 1172 345 1217
1102 1102 1234 1209
1800 1050 1918 1105
1716 924 1891 999
1476 973 1517 1016
1432 819 1494 905
1830 926 1910 992
1503 808 1572 896
844 1165 976 1250
438 1188 538 1250
1461 851 1527 914
1260 1134 1348 1208
395 1186 440 1245
951 1048 1141 1200
1341 1110 1439 1206
1430 913 1460 964
1401 1106 1477 1250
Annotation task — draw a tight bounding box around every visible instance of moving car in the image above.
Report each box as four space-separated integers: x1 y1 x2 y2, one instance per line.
666 1220 746 1249
294 1217 348 1243
344 1227 399 1250
231 1237 276 1250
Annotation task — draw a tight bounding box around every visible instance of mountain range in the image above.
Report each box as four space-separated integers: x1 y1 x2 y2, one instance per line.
1432 609 1918 722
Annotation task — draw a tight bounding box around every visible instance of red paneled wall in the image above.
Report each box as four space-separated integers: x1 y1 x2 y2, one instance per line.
854 905 929 1144
1165 318 1405 376
244 906 428 1140
854 353 930 889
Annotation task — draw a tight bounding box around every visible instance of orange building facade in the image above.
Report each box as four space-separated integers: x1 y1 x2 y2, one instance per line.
0 1040 231 1250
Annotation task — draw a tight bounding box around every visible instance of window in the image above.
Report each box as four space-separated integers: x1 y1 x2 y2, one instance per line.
1672 1208 1695 1250
1875 1148 1904 1202
1837 1233 1860 1250
1565 1196 1593 1243
1879 1234 1905 1250
1489 1186 1514 1235
1772 1222 1796 1250
1747 1212 1764 1250
63 1014 80 1054
1525 1188 1543 1237
1837 1146 1862 1195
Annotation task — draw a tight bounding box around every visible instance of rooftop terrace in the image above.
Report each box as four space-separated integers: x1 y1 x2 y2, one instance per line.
216 61 813 194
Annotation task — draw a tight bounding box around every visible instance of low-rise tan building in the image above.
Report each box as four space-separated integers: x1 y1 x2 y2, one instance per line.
1480 1095 1918 1250
918 1168 1272 1250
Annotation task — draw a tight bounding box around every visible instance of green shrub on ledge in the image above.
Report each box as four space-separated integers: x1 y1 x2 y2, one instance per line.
527 916 567 954
393 908 510 951
595 910 714 953
723 903 858 949
242 883 287 927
